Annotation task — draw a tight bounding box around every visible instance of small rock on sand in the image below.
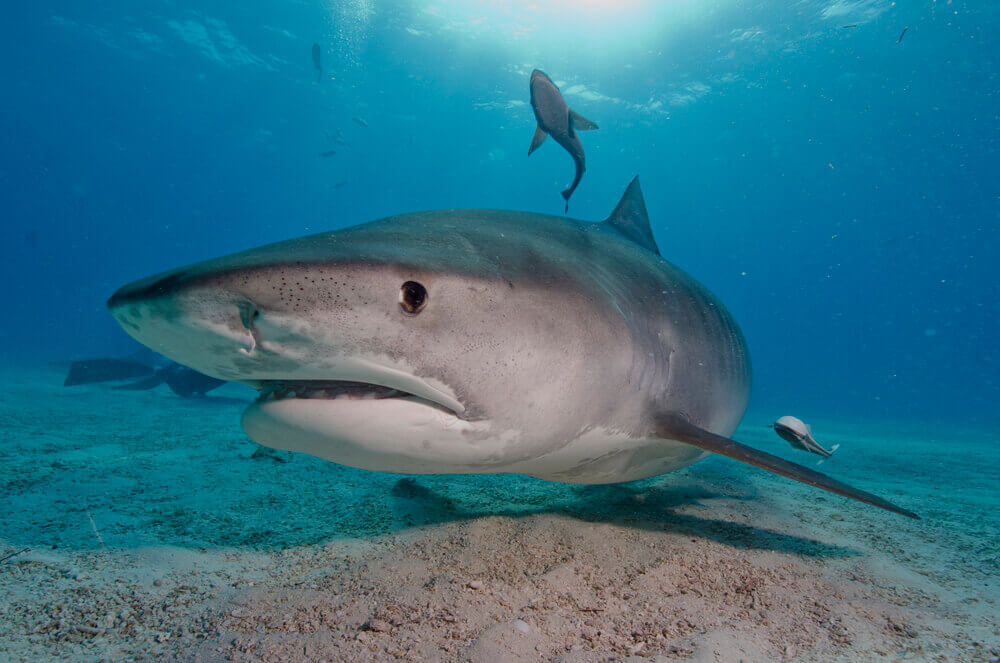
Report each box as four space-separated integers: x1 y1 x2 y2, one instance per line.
361 619 392 633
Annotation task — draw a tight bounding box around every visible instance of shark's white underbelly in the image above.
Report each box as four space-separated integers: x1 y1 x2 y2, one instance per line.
241 397 709 484
508 428 710 484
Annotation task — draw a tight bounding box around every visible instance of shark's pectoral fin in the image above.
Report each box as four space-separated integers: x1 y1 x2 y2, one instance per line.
654 413 918 519
569 109 598 131
528 124 547 155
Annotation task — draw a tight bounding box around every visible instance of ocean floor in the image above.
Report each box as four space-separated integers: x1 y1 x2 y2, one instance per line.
0 364 997 662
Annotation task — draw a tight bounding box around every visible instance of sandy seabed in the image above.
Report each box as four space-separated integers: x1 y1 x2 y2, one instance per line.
0 364 997 662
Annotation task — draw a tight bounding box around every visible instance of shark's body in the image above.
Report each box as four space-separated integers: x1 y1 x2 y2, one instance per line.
108 178 916 517
528 70 598 212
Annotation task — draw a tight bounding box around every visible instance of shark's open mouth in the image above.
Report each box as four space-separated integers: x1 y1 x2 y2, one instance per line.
255 380 406 402
252 379 460 416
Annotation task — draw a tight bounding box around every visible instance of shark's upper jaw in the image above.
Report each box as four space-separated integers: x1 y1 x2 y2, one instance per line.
242 368 466 418
106 270 467 419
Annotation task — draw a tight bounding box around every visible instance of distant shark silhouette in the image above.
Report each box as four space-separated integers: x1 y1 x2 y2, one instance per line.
115 363 226 397
528 69 598 212
64 356 225 397
311 43 322 83
64 358 153 386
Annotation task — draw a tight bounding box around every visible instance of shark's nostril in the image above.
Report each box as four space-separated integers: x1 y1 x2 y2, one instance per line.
237 302 260 355
237 301 259 329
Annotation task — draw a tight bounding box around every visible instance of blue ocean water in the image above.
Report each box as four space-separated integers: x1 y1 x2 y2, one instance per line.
1 1 996 423
2 5 1000 660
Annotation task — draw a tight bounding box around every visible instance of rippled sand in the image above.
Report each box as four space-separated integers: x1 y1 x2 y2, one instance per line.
0 365 996 661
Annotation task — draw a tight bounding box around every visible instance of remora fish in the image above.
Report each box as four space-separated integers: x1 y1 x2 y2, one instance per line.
107 178 916 519
311 43 322 83
770 416 837 458
528 69 598 213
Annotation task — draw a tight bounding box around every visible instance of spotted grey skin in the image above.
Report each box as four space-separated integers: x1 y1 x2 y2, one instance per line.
528 69 597 211
107 177 916 518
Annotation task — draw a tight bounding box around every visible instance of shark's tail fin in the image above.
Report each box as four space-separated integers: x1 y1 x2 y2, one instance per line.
561 188 571 213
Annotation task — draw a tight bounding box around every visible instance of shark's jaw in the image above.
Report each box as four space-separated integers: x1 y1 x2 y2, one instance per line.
105 274 482 470
239 377 486 475
159 332 478 471
247 377 464 421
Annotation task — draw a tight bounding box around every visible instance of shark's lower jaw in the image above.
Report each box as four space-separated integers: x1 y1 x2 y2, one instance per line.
240 381 484 475
239 386 708 483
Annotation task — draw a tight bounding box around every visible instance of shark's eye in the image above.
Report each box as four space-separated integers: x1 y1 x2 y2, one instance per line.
399 281 427 315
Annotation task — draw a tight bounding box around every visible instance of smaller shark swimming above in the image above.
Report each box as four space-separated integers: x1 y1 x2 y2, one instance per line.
107 178 916 520
528 69 598 212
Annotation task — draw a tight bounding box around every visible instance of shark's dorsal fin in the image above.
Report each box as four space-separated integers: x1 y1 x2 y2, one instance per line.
605 176 660 256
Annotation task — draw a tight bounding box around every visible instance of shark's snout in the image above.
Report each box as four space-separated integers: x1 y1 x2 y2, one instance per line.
107 272 180 312
107 267 265 381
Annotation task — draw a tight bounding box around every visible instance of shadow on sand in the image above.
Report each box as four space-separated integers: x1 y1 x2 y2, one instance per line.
0 438 857 559
386 478 856 558
93 472 855 558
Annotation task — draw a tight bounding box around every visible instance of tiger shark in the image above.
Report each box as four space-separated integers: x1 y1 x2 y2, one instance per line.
107 177 916 518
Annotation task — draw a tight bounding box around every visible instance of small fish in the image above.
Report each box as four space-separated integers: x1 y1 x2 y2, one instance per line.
352 116 369 128
527 69 598 213
769 416 838 458
896 26 908 44
333 180 349 189
324 130 348 146
841 24 858 29
311 43 322 82
320 150 336 158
